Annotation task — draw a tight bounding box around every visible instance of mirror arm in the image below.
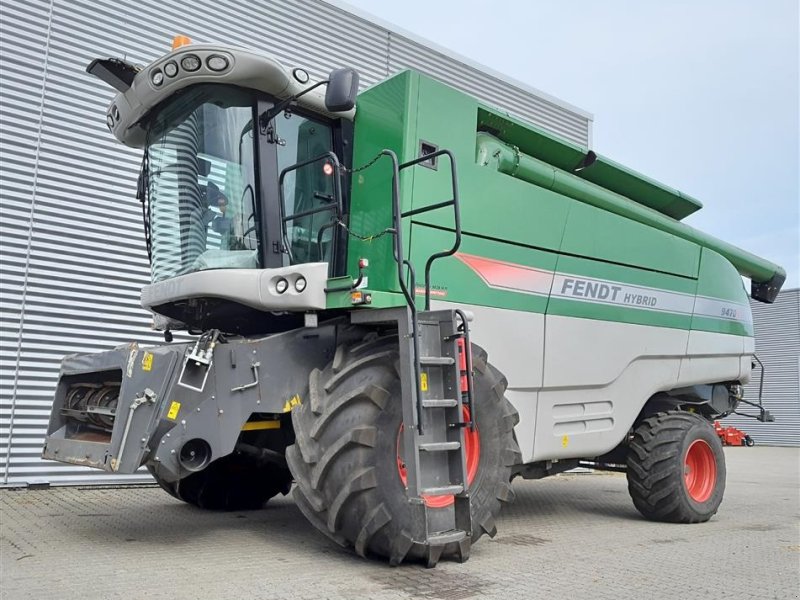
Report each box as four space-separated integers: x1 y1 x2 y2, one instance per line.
259 79 329 128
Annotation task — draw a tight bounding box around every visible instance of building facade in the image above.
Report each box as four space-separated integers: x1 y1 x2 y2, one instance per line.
0 0 592 486
725 289 799 447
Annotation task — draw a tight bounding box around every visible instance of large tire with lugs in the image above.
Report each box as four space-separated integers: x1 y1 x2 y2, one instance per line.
147 455 292 511
626 411 726 523
286 332 521 565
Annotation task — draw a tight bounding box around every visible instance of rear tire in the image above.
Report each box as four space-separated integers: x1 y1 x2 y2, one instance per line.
286 332 521 565
626 411 726 523
147 455 292 511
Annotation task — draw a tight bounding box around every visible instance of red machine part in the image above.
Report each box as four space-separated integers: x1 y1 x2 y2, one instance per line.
713 421 755 447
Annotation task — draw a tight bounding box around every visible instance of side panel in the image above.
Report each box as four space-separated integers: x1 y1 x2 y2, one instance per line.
559 200 700 279
396 74 757 464
348 71 419 293
535 316 687 460
430 300 543 463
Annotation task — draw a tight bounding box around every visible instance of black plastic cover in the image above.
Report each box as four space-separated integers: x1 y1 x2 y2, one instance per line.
751 272 786 304
325 68 359 112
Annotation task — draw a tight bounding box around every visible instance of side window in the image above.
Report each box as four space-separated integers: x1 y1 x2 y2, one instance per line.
275 112 336 266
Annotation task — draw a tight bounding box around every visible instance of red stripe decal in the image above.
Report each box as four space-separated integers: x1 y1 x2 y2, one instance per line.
455 253 553 296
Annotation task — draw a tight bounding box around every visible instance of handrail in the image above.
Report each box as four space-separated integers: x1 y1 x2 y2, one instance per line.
398 149 461 310
378 149 423 432
453 309 475 431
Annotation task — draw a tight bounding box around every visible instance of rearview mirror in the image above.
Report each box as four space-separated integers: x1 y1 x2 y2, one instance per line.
325 68 359 112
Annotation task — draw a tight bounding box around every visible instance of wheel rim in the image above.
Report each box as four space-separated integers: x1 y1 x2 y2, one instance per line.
397 406 480 508
684 439 717 503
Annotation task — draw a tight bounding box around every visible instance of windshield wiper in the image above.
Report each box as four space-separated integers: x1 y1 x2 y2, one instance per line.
136 147 153 264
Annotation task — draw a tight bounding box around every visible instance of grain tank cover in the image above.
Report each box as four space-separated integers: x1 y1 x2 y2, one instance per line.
478 107 703 220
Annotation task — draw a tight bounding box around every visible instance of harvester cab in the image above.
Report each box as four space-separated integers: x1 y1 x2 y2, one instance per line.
42 36 785 567
87 40 363 335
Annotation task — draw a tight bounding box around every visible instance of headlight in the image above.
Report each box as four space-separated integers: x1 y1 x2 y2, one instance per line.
180 54 201 72
106 115 114 130
151 70 164 85
295 277 307 293
275 278 289 294
206 55 229 72
164 61 178 77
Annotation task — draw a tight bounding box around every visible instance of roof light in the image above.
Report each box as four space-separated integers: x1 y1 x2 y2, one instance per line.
292 68 310 84
164 61 178 77
206 55 229 72
172 35 192 50
180 55 201 72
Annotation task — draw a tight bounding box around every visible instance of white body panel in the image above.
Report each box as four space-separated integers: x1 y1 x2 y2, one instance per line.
431 301 543 462
433 300 753 464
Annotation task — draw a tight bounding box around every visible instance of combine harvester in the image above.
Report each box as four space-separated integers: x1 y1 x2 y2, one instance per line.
42 37 784 566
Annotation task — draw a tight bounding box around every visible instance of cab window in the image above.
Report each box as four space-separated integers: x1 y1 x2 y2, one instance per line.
275 112 336 266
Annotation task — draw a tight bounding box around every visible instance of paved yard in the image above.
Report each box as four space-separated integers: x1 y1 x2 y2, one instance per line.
1 447 798 600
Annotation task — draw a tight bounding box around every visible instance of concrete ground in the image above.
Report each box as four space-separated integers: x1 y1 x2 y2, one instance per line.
1 447 798 600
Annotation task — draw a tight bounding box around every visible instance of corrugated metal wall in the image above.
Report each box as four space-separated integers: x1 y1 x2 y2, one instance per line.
0 0 592 486
725 289 800 447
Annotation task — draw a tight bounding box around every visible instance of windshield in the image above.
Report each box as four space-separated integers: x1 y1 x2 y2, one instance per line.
146 85 259 283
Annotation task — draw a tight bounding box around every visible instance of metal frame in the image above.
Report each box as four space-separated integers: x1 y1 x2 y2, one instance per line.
379 148 462 433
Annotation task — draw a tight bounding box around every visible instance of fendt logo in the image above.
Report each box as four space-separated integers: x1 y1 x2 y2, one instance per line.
560 278 622 301
559 277 658 307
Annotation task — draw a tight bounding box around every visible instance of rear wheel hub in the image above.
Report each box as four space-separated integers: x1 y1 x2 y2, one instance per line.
684 438 717 503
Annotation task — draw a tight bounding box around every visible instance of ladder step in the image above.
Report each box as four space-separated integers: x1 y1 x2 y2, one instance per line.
419 441 461 452
421 398 458 409
427 529 467 545
421 484 464 496
420 356 455 366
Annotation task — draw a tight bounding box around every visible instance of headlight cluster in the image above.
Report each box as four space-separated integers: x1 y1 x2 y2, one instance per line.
150 54 230 87
274 276 307 295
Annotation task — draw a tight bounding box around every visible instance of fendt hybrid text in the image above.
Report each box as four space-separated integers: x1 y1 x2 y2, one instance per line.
43 37 785 566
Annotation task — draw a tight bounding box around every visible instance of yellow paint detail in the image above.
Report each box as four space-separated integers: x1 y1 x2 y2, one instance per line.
241 420 281 431
141 352 154 371
167 401 181 420
420 372 428 392
561 435 569 448
282 394 302 413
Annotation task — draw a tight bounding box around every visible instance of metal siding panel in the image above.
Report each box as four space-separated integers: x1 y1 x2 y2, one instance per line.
1 0 55 485
1 0 591 486
725 289 800 447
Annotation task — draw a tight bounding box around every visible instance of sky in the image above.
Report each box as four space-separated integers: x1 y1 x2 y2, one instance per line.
342 0 799 289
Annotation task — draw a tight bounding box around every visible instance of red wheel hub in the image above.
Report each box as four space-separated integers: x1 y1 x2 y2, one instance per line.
684 439 717 503
397 406 480 508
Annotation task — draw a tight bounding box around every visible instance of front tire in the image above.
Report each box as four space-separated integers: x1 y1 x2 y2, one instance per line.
626 411 726 523
286 332 521 565
148 454 292 511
